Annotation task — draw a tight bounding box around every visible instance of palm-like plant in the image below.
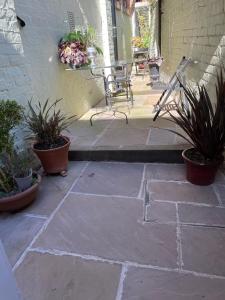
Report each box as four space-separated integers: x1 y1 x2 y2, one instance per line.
166 68 225 162
25 99 76 148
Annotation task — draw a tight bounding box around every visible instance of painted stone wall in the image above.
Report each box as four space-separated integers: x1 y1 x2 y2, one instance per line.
116 9 133 61
0 0 113 117
161 0 225 100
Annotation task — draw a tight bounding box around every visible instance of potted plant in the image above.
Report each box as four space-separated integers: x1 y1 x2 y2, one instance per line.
58 26 102 69
0 153 41 212
84 26 103 67
0 99 41 212
165 68 225 185
11 149 33 192
25 98 76 176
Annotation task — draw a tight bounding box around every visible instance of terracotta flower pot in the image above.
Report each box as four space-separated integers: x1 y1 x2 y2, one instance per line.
0 174 41 212
138 63 145 69
32 136 70 175
182 148 223 186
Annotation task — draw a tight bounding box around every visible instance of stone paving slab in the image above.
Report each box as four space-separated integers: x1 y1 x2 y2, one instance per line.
25 162 87 216
181 226 225 276
148 181 219 205
122 267 225 299
179 204 225 226
214 184 225 206
34 194 178 268
94 127 150 147
69 120 110 148
72 162 144 197
15 251 121 300
0 214 44 267
148 128 176 145
145 163 186 181
110 118 154 129
145 201 176 223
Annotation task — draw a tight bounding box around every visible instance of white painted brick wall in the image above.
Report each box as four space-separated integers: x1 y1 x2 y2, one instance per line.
0 0 33 104
0 0 131 120
0 0 116 117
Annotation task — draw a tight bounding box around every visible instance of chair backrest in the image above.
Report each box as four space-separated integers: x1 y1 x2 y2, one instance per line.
115 62 132 79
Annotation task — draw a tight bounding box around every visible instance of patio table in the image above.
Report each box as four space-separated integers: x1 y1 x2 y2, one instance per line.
66 61 133 126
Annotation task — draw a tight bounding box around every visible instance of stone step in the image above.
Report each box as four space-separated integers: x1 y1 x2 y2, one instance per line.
69 148 184 163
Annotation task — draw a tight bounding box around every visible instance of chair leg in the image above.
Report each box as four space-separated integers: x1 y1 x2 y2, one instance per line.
129 84 134 106
114 110 128 124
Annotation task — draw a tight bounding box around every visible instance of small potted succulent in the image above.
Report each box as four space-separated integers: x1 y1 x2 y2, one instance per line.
165 68 225 185
25 98 76 176
58 26 102 69
0 99 41 212
12 149 33 192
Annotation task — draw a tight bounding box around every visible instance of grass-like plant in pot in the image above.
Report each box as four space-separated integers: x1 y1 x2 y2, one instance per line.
0 151 41 212
11 149 34 192
0 99 41 212
25 98 76 176
166 68 225 185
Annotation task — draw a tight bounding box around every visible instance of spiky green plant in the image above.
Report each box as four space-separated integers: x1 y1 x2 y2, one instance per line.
166 68 225 161
0 168 13 194
0 100 24 154
25 99 76 147
0 153 14 195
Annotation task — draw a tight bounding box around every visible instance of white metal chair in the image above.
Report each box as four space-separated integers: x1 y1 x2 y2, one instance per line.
105 62 134 108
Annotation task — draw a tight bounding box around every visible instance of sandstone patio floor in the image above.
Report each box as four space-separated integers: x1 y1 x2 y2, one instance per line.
1 162 225 299
68 76 189 151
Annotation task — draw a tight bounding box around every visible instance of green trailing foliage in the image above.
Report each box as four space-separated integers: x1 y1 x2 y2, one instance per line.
63 25 103 55
25 98 76 146
0 99 24 154
165 67 225 161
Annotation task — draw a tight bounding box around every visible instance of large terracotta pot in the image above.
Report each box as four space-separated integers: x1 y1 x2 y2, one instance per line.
0 174 41 212
32 136 70 175
182 148 223 186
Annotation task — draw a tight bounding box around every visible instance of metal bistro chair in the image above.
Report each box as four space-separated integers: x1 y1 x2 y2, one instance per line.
106 62 134 110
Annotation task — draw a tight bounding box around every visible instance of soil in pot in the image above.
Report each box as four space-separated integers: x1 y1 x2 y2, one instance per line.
33 136 70 175
34 136 67 150
182 148 223 186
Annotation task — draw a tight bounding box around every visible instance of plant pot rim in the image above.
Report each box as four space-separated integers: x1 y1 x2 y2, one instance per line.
0 174 41 203
32 136 70 153
182 148 223 167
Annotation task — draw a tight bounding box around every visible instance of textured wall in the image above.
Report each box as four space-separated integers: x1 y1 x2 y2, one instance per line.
161 0 225 100
116 9 132 61
0 0 33 106
0 0 111 117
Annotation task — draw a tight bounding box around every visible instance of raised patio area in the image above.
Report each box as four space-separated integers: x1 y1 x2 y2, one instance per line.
68 75 189 158
1 161 225 299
